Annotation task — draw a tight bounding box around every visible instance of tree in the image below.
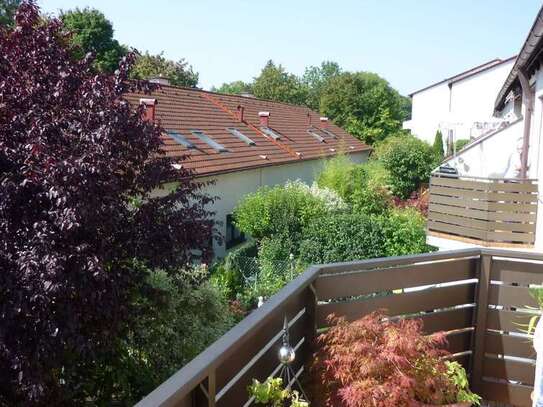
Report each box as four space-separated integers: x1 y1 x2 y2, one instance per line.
61 7 127 73
130 51 199 87
433 130 444 159
302 60 342 111
320 71 407 145
212 80 253 95
252 60 308 105
0 0 20 27
0 3 215 404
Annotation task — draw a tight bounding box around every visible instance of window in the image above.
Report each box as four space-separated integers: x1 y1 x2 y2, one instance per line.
166 130 195 148
260 127 281 140
320 128 337 139
227 127 256 146
225 214 245 249
191 130 229 152
307 129 325 143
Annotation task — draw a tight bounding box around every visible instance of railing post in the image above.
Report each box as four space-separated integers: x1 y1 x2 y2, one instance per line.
305 283 318 354
207 371 216 407
471 253 492 393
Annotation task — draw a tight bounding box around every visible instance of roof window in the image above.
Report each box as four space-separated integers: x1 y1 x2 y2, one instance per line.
320 128 337 139
191 130 229 153
307 129 326 143
227 127 256 146
166 130 195 149
260 127 281 140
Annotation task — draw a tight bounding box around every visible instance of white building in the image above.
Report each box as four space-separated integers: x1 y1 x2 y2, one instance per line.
426 5 543 252
126 86 370 258
404 56 516 148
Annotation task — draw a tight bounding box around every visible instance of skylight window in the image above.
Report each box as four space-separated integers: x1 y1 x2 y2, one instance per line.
191 130 229 153
166 130 195 149
227 128 256 146
307 129 325 143
260 127 281 140
320 128 337 139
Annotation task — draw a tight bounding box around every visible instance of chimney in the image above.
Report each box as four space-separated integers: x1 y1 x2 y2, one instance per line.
237 105 245 122
259 111 270 127
140 98 157 122
320 117 329 129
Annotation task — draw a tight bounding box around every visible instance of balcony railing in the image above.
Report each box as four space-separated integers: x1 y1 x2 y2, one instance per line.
428 174 539 247
136 249 542 407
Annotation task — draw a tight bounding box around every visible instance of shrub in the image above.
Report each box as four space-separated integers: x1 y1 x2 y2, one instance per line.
0 4 216 404
316 155 366 200
363 160 390 189
233 182 331 241
114 267 235 403
311 311 480 407
455 138 470 151
378 135 438 199
351 185 391 216
298 213 387 264
379 208 433 256
248 377 309 407
433 130 445 159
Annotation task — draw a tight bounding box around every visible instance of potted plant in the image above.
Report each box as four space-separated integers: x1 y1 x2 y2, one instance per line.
248 377 309 407
311 311 481 407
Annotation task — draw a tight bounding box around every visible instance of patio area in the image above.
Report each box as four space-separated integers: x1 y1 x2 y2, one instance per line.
136 248 541 407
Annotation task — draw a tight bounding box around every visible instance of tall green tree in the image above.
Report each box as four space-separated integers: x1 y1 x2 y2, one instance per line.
302 60 342 111
252 60 308 105
320 71 406 145
61 7 127 73
130 51 199 87
0 0 20 27
212 80 253 95
433 130 444 159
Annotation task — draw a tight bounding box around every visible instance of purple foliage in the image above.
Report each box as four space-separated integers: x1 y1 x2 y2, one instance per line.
0 2 216 404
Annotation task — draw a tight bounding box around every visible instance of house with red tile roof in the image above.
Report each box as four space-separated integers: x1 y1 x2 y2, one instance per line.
125 84 371 257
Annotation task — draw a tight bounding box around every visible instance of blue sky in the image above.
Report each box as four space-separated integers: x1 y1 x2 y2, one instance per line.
38 0 541 95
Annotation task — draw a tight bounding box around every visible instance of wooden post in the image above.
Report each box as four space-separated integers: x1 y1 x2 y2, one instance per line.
471 254 492 393
207 371 216 407
305 283 318 356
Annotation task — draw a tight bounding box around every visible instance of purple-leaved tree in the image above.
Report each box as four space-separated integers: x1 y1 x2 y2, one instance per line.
0 2 216 404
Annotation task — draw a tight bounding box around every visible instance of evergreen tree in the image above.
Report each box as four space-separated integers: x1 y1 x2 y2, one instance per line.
433 130 444 159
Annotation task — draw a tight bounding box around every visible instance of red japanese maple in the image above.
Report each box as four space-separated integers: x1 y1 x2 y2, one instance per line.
311 312 457 407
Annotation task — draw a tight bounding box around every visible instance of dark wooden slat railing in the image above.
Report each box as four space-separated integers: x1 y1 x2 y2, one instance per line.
428 174 538 247
135 248 543 407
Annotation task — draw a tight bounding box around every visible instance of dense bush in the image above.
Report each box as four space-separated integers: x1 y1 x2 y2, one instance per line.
351 185 391 216
312 312 480 406
379 208 433 256
113 267 235 403
298 213 387 264
317 155 367 200
377 135 437 199
233 182 335 241
0 4 216 404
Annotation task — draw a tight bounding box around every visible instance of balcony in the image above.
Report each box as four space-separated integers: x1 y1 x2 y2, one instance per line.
136 249 541 407
428 174 538 248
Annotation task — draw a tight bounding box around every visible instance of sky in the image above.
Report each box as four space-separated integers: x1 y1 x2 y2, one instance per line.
38 0 542 96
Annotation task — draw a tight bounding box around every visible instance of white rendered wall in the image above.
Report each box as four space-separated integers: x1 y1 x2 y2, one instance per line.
406 59 515 143
200 152 369 258
442 120 523 178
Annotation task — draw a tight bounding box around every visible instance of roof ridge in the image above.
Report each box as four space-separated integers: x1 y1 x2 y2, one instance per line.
198 92 301 160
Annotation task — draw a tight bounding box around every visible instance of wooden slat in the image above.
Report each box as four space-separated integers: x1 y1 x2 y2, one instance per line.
317 284 475 327
431 176 538 193
429 211 492 231
417 307 474 334
491 259 543 285
445 329 473 354
488 284 540 308
431 185 538 203
428 220 487 240
486 309 537 334
487 230 535 243
485 332 536 359
315 258 477 300
483 356 535 385
430 193 538 213
479 380 533 407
